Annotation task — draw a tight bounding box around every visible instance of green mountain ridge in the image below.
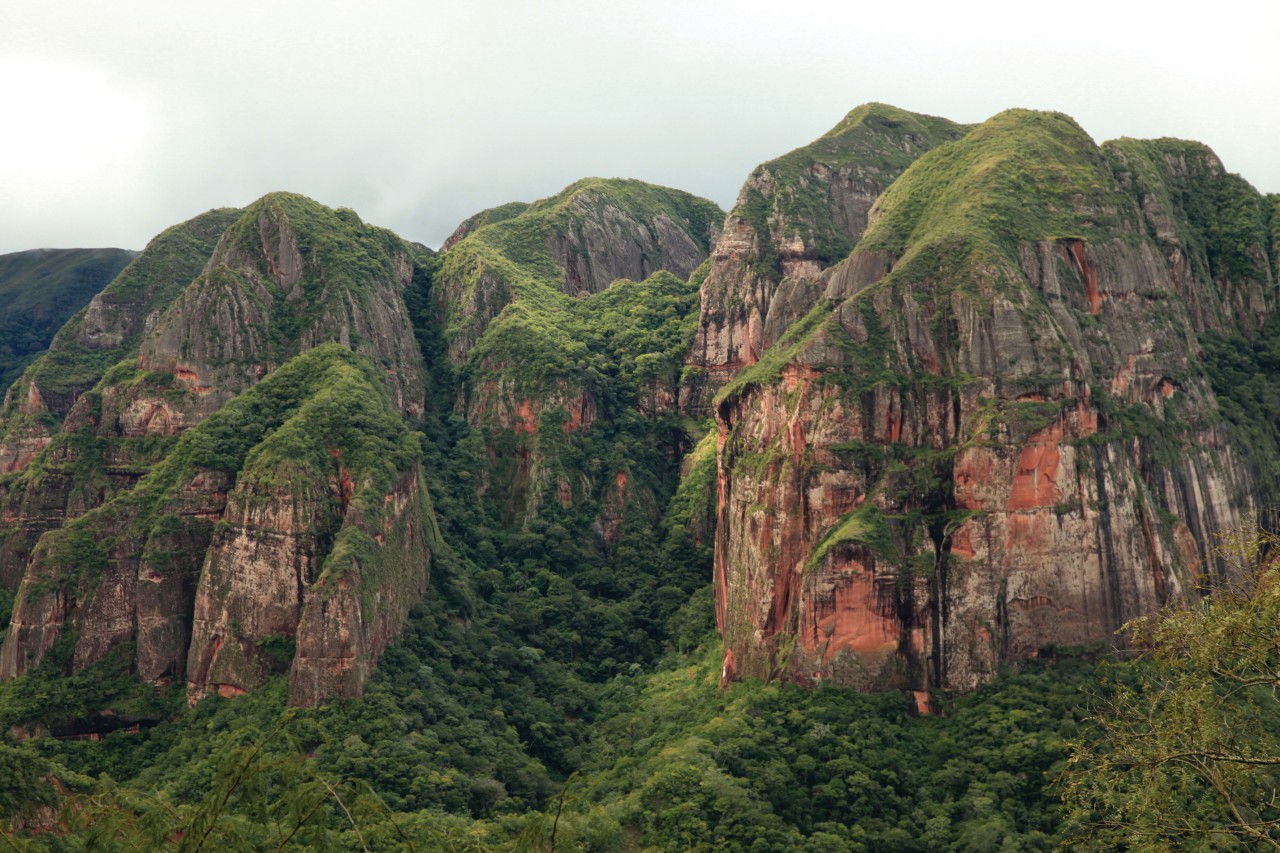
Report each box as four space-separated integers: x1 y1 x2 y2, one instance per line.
0 103 1276 850
0 247 136 394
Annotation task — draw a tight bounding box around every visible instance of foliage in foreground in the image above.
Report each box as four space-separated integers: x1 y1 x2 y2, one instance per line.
1063 525 1280 849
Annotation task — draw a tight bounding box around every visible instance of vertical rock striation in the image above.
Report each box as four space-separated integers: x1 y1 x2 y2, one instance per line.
1 346 434 707
1 193 440 712
713 109 1275 696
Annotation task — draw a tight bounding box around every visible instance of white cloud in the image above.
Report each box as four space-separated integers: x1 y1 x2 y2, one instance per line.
1 0 1277 253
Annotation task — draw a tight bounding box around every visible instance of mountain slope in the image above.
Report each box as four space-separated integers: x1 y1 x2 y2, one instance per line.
433 178 724 523
0 345 434 712
0 213 236 478
0 248 136 393
435 177 721 363
0 194 437 709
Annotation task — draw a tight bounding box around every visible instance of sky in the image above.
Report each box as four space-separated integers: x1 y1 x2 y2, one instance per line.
2 0 1277 255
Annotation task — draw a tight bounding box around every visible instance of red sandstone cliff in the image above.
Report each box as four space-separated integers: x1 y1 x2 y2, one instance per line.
711 111 1275 696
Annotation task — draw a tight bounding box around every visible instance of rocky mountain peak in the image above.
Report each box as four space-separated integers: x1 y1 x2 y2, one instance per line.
712 106 1275 695
683 103 969 416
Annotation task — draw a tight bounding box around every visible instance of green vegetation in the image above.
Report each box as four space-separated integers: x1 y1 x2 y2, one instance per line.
0 248 135 393
449 200 533 242
1063 526 1280 848
1105 137 1272 284
0 344 425 726
809 500 894 568
1 643 1100 849
470 269 700 387
10 208 238 410
1200 312 1280 503
436 177 722 355
859 110 1130 287
737 103 968 269
3 105 1280 850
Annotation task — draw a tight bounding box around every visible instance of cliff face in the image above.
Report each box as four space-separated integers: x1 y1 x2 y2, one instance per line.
0 192 437 709
435 179 723 523
138 193 427 422
713 110 1275 696
0 210 236 478
0 196 429 595
0 346 434 707
435 177 721 363
683 104 969 416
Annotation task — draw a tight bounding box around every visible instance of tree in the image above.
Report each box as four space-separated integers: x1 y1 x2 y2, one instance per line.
1063 523 1280 849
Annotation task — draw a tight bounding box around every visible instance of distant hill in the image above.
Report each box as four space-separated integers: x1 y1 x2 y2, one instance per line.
0 247 136 391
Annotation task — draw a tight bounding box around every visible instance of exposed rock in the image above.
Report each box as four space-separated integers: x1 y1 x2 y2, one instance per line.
138 193 427 424
0 210 235 474
684 104 968 416
435 178 721 364
1 345 436 707
437 181 721 523
714 109 1273 694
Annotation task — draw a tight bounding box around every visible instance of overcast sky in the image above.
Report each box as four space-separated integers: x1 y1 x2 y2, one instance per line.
2 1 1277 255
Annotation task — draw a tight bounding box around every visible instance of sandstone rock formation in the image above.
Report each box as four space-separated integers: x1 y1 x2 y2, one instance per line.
0 191 440 710
0 346 434 707
434 179 723 524
711 109 1276 696
683 104 969 416
0 210 235 479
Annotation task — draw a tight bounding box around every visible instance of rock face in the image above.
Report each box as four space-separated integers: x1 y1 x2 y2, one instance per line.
435 177 722 364
435 179 723 522
138 193 427 421
712 109 1275 695
0 213 238 590
0 346 435 707
0 210 235 479
0 196 429 594
0 190 439 709
684 104 968 416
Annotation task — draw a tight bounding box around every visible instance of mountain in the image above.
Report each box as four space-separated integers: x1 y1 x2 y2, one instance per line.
0 210 237 476
2 103 1278 850
712 109 1276 699
0 248 136 394
435 177 720 362
434 177 723 523
0 194 436 710
683 103 969 415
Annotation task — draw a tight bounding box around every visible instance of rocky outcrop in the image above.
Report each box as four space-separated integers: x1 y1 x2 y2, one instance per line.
185 463 434 706
436 182 721 524
5 212 234 417
1 344 436 707
684 104 968 416
0 210 239 594
0 210 234 478
714 109 1275 696
138 193 427 423
0 195 432 601
435 178 721 364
